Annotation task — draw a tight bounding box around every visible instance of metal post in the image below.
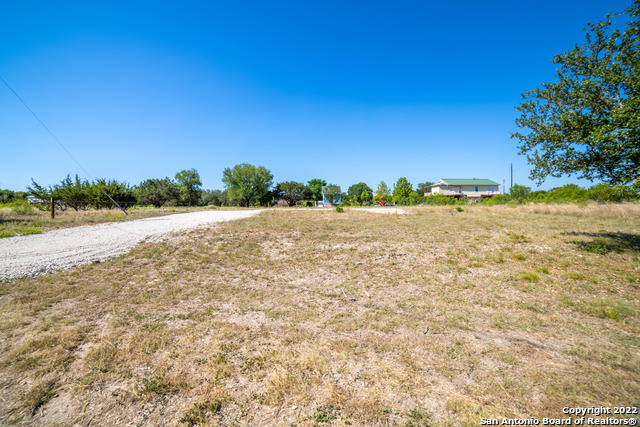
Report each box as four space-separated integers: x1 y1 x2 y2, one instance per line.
50 197 55 219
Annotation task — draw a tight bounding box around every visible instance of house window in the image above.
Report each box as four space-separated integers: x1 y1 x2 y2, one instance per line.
475 186 479 192
489 186 494 192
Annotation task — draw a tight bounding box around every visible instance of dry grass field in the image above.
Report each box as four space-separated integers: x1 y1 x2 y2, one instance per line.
0 204 639 426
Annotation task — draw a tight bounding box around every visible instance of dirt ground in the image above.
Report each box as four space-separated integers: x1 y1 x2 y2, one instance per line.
0 205 638 426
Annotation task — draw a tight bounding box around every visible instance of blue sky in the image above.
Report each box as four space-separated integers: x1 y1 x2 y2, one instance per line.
0 0 632 193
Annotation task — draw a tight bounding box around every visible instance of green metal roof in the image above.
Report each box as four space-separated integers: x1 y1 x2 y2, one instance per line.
439 178 500 186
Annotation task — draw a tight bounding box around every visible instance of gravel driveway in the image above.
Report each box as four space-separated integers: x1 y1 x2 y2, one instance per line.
0 210 261 281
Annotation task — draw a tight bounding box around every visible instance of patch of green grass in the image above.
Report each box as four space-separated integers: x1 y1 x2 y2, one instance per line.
579 239 610 254
508 231 527 241
519 272 540 282
580 297 638 321
137 376 173 397
179 400 222 426
403 408 433 426
309 404 340 424
0 223 42 238
513 253 527 261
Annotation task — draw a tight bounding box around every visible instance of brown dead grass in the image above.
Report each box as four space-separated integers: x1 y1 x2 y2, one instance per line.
0 205 639 425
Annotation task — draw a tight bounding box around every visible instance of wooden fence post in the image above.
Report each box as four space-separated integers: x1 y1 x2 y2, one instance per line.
50 197 55 219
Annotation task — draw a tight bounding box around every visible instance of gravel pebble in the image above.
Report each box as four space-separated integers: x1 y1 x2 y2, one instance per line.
0 210 261 281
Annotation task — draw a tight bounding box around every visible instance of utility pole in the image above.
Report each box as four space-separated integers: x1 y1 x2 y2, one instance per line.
510 163 513 192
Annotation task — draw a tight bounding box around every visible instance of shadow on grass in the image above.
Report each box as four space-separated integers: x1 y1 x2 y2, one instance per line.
564 231 640 254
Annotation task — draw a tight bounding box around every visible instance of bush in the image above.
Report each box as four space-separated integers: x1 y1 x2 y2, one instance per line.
424 194 464 205
540 184 588 203
335 206 344 213
10 200 35 215
587 184 639 202
303 200 314 207
0 189 27 204
480 194 512 205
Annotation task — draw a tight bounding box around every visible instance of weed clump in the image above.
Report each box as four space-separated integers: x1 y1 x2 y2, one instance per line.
519 272 540 282
309 404 340 423
179 400 222 426
579 239 610 254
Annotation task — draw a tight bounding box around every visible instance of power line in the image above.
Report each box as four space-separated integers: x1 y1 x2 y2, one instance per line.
1 76 128 215
0 76 94 182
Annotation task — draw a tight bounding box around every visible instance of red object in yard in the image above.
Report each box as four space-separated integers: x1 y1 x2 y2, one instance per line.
375 195 388 206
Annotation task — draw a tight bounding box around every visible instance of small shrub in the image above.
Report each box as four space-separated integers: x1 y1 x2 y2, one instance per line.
579 239 610 254
481 194 511 205
10 200 35 215
179 400 222 426
404 408 433 426
519 272 540 282
455 206 464 212
303 200 314 207
508 231 527 241
424 194 464 205
309 405 340 423
335 206 344 213
137 376 173 396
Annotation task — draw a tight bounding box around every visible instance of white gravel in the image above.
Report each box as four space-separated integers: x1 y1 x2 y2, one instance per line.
0 210 261 281
351 207 406 214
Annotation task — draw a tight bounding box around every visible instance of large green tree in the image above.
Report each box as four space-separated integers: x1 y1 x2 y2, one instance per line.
275 181 311 206
307 179 327 201
392 177 413 202
347 182 373 205
91 178 136 209
175 169 203 206
322 184 341 205
136 178 178 208
375 181 391 202
512 0 640 186
222 163 274 207
54 174 91 211
416 181 434 195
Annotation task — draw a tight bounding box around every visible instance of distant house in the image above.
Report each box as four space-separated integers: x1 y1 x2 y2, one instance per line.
426 178 500 199
27 195 45 204
318 185 341 207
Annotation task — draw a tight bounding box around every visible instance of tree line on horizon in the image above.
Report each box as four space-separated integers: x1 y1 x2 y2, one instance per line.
1 162 638 210
7 164 435 209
